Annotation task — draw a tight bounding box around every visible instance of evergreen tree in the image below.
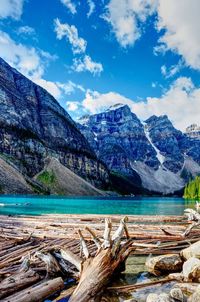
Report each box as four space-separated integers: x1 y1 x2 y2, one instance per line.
184 176 200 200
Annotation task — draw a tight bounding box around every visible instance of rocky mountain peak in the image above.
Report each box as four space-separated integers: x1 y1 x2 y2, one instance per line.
0 57 109 189
185 124 200 139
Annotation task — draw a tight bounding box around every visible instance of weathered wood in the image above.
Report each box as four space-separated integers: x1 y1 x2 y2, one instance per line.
69 217 134 302
0 213 200 301
2 277 64 302
0 270 40 299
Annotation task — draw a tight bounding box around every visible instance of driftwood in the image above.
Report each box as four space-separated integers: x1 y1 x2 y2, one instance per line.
2 277 64 302
0 213 200 301
0 270 40 299
182 208 200 237
68 216 134 302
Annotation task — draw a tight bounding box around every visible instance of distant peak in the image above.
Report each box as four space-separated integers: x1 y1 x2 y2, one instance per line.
106 103 129 112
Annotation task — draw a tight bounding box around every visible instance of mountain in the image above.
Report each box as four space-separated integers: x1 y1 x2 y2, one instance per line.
35 157 104 196
185 124 200 139
78 104 200 194
0 57 109 192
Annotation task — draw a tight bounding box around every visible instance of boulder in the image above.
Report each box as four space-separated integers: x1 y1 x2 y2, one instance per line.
170 287 184 301
182 257 200 282
146 293 159 302
145 254 183 276
181 240 200 260
188 285 200 302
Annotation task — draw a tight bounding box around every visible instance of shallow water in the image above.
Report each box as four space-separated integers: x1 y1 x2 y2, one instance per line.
0 195 194 216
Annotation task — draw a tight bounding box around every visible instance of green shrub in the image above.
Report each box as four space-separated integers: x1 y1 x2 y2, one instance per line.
37 170 56 185
184 176 200 200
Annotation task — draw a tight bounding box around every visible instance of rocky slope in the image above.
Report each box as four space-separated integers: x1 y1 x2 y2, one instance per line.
0 156 33 194
35 157 104 196
0 57 109 190
78 104 200 194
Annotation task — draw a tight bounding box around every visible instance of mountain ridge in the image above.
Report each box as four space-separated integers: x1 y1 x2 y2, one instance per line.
0 57 109 190
78 104 200 194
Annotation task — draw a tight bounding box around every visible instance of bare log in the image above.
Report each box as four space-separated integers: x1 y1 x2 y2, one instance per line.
69 217 134 302
35 252 61 277
2 277 64 302
182 209 200 237
0 270 40 299
78 229 90 259
59 248 82 272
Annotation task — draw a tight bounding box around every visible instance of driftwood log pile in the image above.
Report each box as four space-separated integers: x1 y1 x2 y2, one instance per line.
0 210 200 301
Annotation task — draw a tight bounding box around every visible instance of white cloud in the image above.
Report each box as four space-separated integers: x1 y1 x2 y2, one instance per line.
54 18 87 54
66 101 79 111
81 77 200 131
155 0 200 70
133 77 200 130
82 90 133 114
0 30 84 100
0 0 24 20
17 26 36 36
34 79 61 99
0 30 44 79
87 0 95 18
103 0 157 47
60 0 77 14
72 55 103 76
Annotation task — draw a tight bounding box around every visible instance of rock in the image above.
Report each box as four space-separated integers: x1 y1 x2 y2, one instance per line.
78 103 200 194
168 272 184 281
146 293 159 302
177 283 199 296
182 257 200 282
35 157 104 196
188 285 200 302
181 240 200 260
0 57 109 190
145 254 183 276
157 293 170 302
170 287 184 301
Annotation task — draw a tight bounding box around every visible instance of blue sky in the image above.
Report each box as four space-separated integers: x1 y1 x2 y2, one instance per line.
0 0 200 130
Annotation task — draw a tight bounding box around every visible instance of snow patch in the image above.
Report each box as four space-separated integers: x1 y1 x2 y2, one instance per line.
142 122 165 165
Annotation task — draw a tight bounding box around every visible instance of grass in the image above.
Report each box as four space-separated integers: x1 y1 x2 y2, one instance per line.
37 170 56 186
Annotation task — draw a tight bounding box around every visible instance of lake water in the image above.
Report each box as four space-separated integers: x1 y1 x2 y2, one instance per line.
0 195 194 216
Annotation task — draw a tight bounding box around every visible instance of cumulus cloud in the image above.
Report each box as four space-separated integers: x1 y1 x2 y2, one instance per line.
104 1 200 71
155 0 200 70
35 80 85 99
87 0 95 18
0 0 24 20
0 30 84 100
60 0 77 14
103 0 157 47
0 30 45 79
72 55 103 76
82 90 133 114
133 77 200 130
54 18 87 54
66 101 79 112
81 77 200 131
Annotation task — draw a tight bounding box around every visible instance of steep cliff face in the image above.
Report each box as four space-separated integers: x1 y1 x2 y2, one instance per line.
79 105 200 194
0 57 109 189
78 104 159 174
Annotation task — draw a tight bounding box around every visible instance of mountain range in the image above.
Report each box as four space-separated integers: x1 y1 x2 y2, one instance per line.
0 57 199 196
78 104 200 194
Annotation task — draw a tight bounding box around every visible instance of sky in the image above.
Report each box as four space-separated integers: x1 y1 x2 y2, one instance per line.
0 0 200 131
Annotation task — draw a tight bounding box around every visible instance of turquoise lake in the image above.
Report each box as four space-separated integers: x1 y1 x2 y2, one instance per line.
0 195 194 216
